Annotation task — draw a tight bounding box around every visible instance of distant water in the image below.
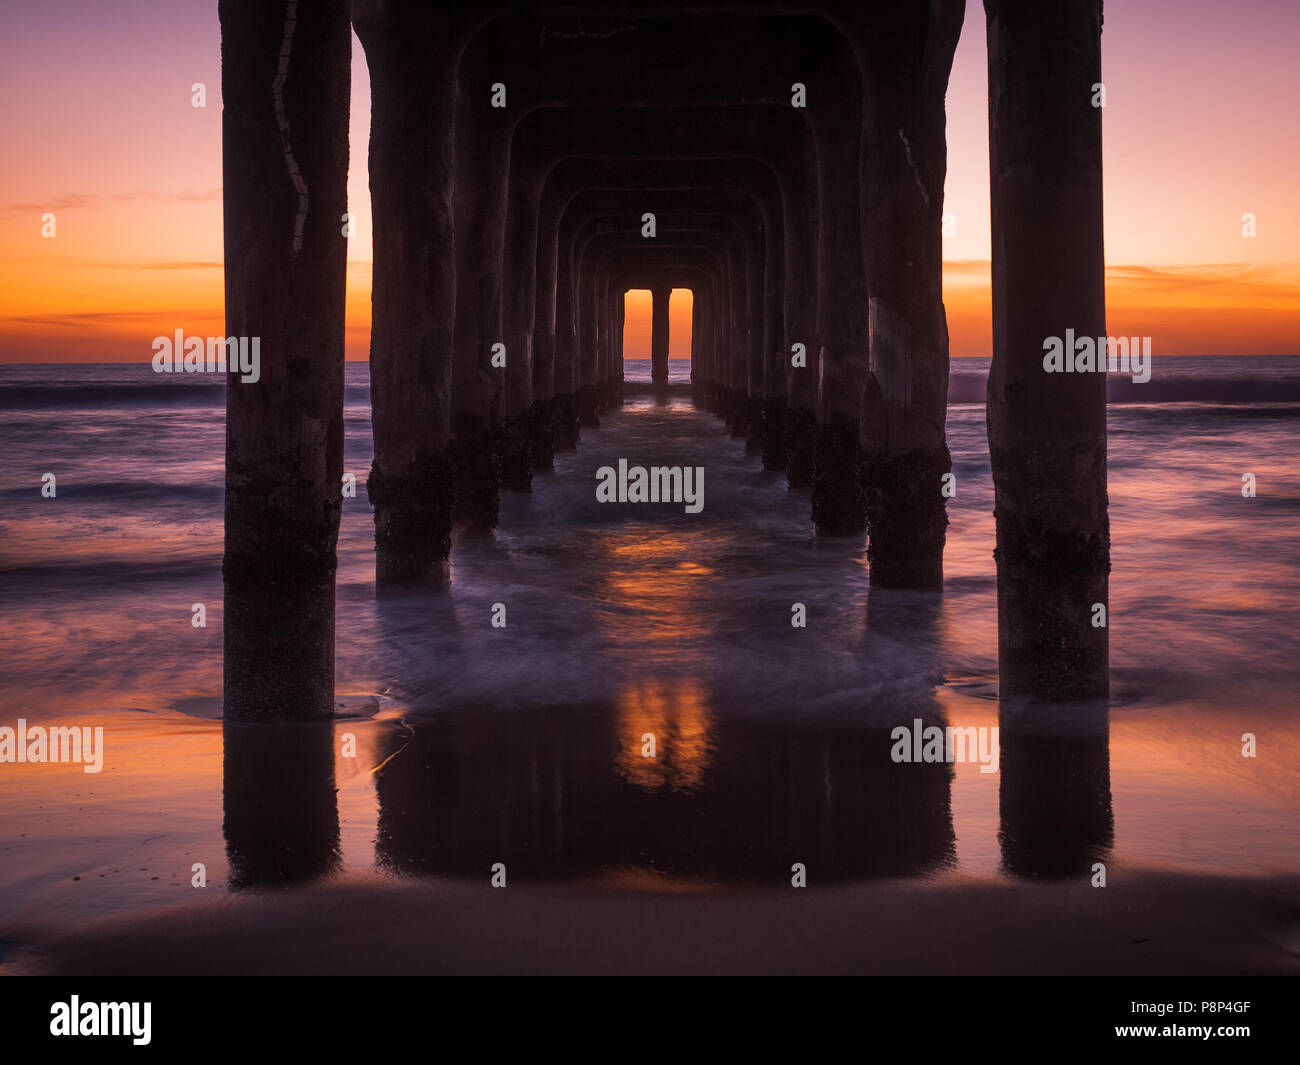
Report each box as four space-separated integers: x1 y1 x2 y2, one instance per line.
0 356 1297 918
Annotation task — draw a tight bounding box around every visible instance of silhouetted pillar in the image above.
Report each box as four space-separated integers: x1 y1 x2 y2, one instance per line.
721 234 748 428
609 276 623 404
577 250 600 427
782 159 819 488
354 5 458 586
598 273 618 410
553 227 581 449
690 286 701 383
758 190 786 471
700 277 719 401
501 140 545 493
986 0 1109 700
450 50 511 532
855 1 964 588
730 221 763 443
650 284 671 383
531 332 556 470
809 43 869 536
220 0 349 720
615 286 627 400
690 275 710 399
504 127 554 475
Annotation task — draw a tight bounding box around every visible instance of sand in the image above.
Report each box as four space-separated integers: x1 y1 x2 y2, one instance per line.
4 869 1297 976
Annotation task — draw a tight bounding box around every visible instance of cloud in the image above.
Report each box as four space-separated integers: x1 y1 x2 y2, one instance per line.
941 258 992 278
1105 262 1300 304
4 188 222 216
118 261 223 271
0 310 221 329
945 259 1300 300
0 255 224 270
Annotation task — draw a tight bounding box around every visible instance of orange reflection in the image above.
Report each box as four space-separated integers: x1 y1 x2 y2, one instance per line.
599 533 715 648
615 677 714 793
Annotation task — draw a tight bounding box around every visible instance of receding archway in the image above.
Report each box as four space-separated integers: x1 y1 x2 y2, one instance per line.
623 287 694 383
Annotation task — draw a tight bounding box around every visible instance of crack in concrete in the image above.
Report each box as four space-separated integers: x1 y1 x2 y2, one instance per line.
897 128 930 206
272 0 309 255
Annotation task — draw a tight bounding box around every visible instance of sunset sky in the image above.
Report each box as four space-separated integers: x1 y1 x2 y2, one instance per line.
1 0 1297 363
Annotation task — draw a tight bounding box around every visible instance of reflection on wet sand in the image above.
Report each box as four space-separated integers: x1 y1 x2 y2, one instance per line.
220 591 1114 891
367 690 955 885
223 719 340 888
998 701 1113 879
616 678 714 792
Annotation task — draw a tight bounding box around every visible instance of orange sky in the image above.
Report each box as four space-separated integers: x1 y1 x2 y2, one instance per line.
1 1 1297 364
623 289 694 358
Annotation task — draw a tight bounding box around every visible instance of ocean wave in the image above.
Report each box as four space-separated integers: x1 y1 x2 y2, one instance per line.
0 479 222 503
0 554 220 586
3 371 1297 411
0 382 372 411
949 372 1300 406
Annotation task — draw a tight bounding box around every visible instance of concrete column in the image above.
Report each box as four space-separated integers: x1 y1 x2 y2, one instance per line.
534 176 571 456
449 50 512 532
808 44 869 536
576 250 601 427
501 129 547 493
740 217 765 449
552 216 581 449
597 273 618 410
758 190 786 471
782 162 818 488
985 0 1109 700
852 1 964 588
650 284 671 383
615 286 627 401
688 274 710 404
721 233 749 430
354 5 458 586
690 288 701 389
702 273 722 405
220 0 350 721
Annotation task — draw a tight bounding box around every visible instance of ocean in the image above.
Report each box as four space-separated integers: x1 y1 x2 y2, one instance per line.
0 356 1297 935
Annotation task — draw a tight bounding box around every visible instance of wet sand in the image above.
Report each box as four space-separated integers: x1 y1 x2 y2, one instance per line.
5 869 1298 976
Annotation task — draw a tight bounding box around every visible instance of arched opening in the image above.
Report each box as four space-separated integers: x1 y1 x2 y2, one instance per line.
622 286 693 382
622 287 653 362
668 287 693 380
